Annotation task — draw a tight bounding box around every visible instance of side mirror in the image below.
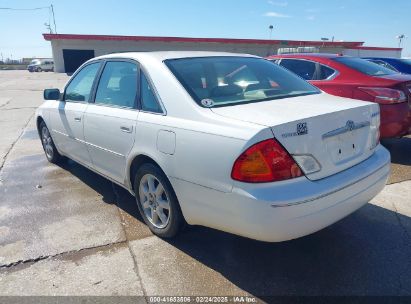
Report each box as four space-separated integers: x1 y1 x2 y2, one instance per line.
44 88 61 100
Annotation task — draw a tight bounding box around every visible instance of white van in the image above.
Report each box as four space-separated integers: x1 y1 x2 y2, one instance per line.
27 59 54 72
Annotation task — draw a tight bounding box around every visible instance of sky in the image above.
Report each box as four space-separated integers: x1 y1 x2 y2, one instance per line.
0 0 410 59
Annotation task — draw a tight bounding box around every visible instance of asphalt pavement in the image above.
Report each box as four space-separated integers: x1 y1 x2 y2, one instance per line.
0 71 410 299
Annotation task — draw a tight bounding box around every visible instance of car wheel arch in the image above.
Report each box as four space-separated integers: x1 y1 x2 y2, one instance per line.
128 154 168 192
36 116 46 136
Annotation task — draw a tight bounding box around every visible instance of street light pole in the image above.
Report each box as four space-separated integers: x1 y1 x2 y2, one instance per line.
397 34 406 48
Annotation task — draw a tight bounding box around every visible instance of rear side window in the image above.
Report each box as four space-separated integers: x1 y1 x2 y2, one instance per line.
334 57 397 76
65 62 101 102
279 59 316 80
319 65 336 80
95 61 138 108
140 72 162 113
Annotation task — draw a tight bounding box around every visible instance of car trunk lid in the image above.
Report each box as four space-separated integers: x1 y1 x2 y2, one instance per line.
211 93 380 180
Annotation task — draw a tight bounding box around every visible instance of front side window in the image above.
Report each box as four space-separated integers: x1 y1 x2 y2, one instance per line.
279 59 316 80
65 62 101 102
165 57 319 108
140 72 162 113
333 57 397 76
95 61 138 108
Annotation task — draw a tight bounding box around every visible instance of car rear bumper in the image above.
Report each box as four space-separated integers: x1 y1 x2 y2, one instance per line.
380 102 411 138
171 145 390 242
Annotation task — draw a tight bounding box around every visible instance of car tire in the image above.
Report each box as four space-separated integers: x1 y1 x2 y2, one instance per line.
134 163 185 238
36 67 42 72
39 121 63 164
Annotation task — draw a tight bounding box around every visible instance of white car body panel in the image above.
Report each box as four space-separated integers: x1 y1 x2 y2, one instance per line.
49 101 91 165
171 145 389 242
36 51 390 242
83 104 138 183
211 93 380 180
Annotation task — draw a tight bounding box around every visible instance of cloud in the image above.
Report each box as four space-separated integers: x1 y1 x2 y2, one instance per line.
305 8 319 13
263 11 291 18
268 1 288 6
306 15 315 21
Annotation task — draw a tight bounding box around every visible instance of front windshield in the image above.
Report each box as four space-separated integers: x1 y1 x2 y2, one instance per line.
334 57 397 76
30 59 40 65
165 57 320 107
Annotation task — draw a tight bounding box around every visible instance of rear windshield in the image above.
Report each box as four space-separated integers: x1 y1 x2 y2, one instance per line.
399 59 411 66
165 57 320 107
333 57 397 76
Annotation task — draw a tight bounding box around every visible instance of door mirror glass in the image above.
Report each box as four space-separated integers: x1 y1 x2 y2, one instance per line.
44 88 61 100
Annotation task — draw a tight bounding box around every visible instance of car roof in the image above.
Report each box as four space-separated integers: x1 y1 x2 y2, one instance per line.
362 57 401 60
268 53 342 59
94 51 259 62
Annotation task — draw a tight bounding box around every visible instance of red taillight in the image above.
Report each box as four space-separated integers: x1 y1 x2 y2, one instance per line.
231 139 303 183
358 87 407 104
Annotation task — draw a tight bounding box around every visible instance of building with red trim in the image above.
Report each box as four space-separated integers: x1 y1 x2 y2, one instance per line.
43 33 402 73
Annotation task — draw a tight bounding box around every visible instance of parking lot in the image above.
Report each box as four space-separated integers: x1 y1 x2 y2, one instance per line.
0 70 411 298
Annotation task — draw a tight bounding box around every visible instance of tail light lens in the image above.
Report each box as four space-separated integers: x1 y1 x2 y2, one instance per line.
370 111 381 149
358 87 406 104
231 139 303 183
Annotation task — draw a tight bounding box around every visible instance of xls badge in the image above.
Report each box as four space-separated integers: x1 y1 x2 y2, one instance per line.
282 122 308 138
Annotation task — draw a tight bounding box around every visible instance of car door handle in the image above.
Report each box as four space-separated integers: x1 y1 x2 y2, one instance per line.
74 117 81 122
120 126 133 133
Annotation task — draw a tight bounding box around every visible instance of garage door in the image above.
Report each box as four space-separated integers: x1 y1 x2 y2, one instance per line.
63 49 95 73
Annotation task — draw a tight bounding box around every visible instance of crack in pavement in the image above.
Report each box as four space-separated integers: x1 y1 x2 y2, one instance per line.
111 182 149 299
0 107 38 111
0 99 12 109
392 200 411 241
0 112 35 173
0 89 45 92
391 199 411 295
0 240 127 269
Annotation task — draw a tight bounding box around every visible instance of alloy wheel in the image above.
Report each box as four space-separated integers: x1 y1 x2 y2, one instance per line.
41 127 54 159
138 174 171 229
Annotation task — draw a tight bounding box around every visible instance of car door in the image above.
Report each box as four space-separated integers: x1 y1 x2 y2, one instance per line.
83 60 139 183
49 61 101 166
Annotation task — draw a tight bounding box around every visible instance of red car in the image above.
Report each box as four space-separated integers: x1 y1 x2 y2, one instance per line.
268 54 411 138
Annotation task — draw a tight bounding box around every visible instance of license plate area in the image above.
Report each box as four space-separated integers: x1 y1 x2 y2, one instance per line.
325 130 364 164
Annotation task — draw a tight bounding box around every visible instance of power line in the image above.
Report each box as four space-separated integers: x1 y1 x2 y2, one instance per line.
0 5 57 33
0 7 50 10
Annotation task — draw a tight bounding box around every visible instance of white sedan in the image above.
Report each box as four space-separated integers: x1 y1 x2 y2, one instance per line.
36 52 390 242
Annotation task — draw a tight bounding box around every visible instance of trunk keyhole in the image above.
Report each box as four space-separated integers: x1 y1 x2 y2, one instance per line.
353 144 355 149
339 149 342 154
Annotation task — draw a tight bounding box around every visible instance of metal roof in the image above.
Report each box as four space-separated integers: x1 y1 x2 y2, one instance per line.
43 33 365 47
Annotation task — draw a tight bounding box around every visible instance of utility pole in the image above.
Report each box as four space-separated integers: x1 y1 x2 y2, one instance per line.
51 4 57 34
45 22 52 34
269 25 274 40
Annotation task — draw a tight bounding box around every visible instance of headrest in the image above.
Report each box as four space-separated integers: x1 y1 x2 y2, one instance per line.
210 85 242 97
